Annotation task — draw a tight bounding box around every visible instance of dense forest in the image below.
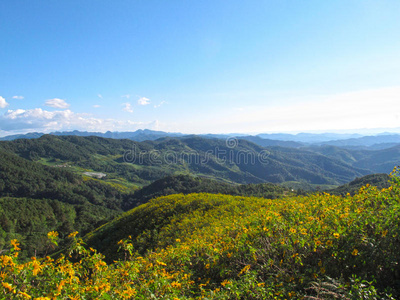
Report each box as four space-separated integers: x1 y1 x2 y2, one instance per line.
0 135 373 186
0 149 129 256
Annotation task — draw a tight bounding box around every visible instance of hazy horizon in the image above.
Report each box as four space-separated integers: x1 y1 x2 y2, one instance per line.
2 126 400 139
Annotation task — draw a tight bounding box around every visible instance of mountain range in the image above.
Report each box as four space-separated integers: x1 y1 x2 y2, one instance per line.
0 134 374 186
2 129 400 150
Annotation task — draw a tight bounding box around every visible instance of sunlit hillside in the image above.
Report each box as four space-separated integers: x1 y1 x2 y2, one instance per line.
2 171 400 299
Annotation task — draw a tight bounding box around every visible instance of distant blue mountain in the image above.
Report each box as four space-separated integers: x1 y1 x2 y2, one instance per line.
0 129 184 142
321 134 400 148
1 130 400 150
239 135 304 148
257 132 363 143
52 129 185 141
0 132 44 141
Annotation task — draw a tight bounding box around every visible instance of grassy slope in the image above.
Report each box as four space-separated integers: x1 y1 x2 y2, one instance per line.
82 176 400 298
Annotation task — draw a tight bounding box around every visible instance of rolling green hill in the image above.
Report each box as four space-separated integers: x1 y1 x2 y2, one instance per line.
118 174 289 210
74 178 400 298
0 135 371 187
328 173 391 196
305 144 400 174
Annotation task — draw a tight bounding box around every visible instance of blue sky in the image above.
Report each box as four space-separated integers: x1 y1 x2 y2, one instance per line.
1 0 400 136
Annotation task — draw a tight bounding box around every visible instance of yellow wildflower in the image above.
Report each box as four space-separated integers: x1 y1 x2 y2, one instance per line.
68 231 79 238
18 291 32 299
47 231 58 239
1 255 14 267
32 260 42 276
352 249 359 256
156 260 167 266
171 281 182 289
221 279 231 287
2 282 14 293
10 239 21 251
238 265 251 276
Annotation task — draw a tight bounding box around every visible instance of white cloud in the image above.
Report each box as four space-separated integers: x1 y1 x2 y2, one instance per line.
154 100 166 108
121 94 131 99
0 96 9 108
98 94 103 99
12 95 24 100
122 103 134 113
0 108 159 134
45 98 70 109
93 105 101 108
138 97 150 105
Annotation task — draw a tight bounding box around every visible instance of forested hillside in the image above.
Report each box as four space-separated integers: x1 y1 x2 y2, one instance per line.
0 149 129 257
0 149 126 208
0 135 371 186
2 173 400 298
0 144 290 258
328 173 391 196
304 144 400 174
0 150 290 257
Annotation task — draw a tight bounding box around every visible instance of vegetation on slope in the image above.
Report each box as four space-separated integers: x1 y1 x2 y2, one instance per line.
0 198 117 258
0 134 371 187
123 174 288 210
305 144 400 174
0 144 288 259
13 171 392 298
328 173 391 196
0 149 127 209
0 149 129 258
0 146 288 259
3 172 400 298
